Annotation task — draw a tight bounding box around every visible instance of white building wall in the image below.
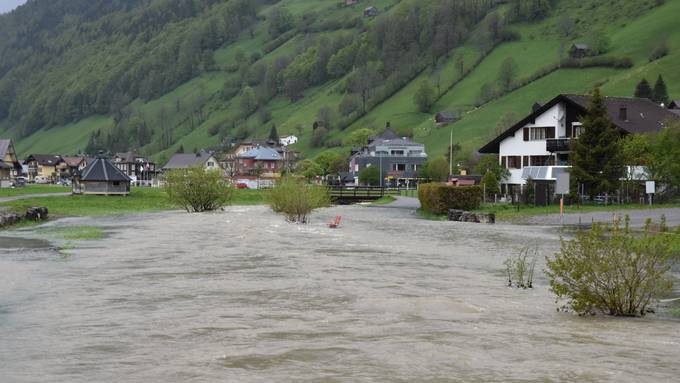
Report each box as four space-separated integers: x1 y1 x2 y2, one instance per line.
498 102 565 185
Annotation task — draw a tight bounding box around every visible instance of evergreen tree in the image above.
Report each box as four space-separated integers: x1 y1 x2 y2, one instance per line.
269 124 279 142
634 78 653 100
570 88 625 199
177 145 184 153
652 75 669 105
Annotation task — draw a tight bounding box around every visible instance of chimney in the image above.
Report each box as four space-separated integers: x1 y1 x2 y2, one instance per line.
619 105 628 121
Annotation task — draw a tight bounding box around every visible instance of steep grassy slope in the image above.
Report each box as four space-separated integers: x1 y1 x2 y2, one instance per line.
2 0 678 166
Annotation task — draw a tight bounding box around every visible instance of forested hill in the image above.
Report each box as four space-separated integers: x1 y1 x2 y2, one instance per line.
0 0 678 165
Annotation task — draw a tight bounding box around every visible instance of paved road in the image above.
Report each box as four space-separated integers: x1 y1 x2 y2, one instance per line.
376 196 420 210
526 207 680 227
0 192 70 203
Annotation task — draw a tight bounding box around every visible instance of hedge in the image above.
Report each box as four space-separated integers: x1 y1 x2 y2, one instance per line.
418 183 483 214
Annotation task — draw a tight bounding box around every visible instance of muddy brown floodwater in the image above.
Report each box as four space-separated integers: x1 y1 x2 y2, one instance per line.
1 204 679 382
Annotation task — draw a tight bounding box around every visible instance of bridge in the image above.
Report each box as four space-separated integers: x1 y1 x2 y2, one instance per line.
329 186 403 204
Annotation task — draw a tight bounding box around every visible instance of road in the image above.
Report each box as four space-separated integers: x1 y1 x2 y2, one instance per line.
0 192 70 203
525 207 680 227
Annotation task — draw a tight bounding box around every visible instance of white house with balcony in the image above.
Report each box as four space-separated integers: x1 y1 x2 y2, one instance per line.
479 94 679 197
279 135 298 146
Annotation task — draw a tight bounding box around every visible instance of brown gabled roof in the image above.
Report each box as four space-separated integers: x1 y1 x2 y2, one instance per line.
25 154 64 166
62 156 85 167
479 94 680 153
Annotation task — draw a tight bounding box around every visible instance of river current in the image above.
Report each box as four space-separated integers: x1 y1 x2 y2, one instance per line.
1 204 678 382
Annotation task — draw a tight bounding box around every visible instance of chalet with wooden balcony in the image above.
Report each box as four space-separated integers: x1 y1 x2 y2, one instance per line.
479 94 679 194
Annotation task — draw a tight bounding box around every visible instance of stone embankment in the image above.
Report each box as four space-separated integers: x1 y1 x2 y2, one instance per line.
0 207 49 228
448 209 495 224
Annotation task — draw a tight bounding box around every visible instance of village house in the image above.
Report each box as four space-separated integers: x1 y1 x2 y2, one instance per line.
62 156 90 177
344 0 360 6
669 99 680 115
24 154 68 182
113 151 157 184
364 6 378 17
233 146 284 189
434 111 459 125
279 135 298 146
0 140 22 187
569 43 590 59
162 150 221 173
73 157 131 195
349 126 428 187
479 94 680 202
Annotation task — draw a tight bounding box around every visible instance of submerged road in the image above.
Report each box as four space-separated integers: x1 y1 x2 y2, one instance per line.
0 192 70 203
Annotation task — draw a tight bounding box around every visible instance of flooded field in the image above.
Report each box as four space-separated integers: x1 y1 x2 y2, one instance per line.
1 204 679 382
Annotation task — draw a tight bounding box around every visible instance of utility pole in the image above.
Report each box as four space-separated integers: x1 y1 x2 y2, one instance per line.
449 127 453 178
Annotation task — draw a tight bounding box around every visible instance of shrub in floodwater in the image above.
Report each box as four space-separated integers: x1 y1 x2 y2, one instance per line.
504 247 537 289
164 168 232 212
269 177 330 223
546 217 674 317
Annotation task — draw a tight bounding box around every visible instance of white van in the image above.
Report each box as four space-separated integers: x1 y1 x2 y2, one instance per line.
34 176 51 184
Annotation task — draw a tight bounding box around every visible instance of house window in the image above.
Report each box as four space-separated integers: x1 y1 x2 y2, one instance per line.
530 155 553 166
572 123 584 138
507 156 521 169
391 163 406 171
391 150 404 156
524 127 555 141
207 161 215 167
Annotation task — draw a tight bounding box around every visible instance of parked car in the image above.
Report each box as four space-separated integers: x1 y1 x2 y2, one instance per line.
11 177 27 188
34 176 51 184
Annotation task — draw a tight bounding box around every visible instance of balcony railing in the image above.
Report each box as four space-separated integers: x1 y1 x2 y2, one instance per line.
546 138 573 152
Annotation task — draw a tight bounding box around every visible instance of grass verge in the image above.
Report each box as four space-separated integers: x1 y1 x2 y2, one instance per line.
476 202 680 221
371 196 397 205
37 226 104 240
0 185 70 197
0 187 269 218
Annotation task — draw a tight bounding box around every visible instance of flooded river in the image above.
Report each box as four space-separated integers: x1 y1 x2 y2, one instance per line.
1 204 679 382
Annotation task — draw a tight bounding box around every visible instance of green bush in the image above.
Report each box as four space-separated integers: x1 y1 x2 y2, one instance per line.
546 218 674 316
418 183 482 214
269 177 331 223
164 168 232 212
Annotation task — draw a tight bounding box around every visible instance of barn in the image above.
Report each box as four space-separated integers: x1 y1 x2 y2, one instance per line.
73 157 131 195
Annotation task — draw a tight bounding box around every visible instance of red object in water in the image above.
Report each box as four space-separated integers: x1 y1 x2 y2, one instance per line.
328 215 342 228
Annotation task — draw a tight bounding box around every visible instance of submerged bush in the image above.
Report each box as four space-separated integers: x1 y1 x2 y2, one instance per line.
269 177 330 223
504 247 537 289
164 168 232 213
418 184 482 214
546 218 674 316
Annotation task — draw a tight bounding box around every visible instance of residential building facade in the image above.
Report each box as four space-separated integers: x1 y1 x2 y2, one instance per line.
113 152 157 182
479 94 680 196
162 150 221 172
349 127 428 187
0 140 21 186
24 154 68 182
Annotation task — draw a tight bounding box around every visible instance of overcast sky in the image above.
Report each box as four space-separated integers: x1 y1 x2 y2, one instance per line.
0 0 27 15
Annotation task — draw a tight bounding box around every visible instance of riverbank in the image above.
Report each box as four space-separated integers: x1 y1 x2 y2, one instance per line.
0 187 268 219
2 204 678 382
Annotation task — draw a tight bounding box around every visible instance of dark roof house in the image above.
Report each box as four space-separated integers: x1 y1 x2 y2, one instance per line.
162 150 219 171
569 43 590 58
480 94 680 153
435 111 459 124
364 6 378 17
75 157 131 195
669 99 680 113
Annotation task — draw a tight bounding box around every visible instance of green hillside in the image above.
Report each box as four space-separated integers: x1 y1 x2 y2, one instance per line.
0 0 678 167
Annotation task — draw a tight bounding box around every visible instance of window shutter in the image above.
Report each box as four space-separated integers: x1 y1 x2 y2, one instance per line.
547 127 555 139
523 128 529 141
